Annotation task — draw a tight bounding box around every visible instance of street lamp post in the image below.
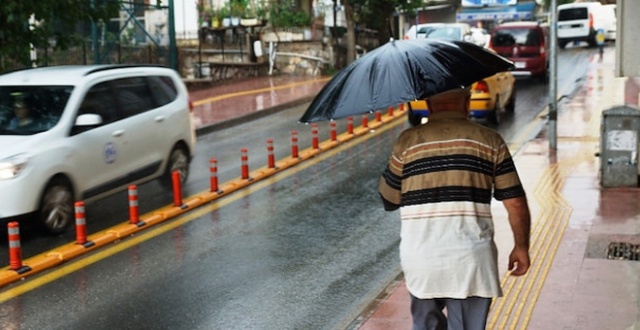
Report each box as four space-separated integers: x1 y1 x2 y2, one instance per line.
549 0 558 151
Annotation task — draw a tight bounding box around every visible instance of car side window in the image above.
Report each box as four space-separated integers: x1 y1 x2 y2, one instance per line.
113 77 155 118
79 82 117 124
147 76 178 108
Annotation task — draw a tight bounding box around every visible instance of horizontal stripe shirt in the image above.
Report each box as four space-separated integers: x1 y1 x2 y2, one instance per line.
378 111 525 299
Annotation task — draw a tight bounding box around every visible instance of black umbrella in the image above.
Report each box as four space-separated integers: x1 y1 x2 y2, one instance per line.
299 38 514 123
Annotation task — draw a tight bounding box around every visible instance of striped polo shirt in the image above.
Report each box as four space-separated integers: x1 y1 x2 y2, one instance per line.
378 111 525 299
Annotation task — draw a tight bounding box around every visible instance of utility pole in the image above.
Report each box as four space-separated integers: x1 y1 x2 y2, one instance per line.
549 0 558 150
168 0 178 71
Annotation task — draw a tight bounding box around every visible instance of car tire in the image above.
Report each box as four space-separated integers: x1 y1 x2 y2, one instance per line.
488 96 502 126
38 177 74 235
559 40 568 49
160 144 190 189
506 87 516 113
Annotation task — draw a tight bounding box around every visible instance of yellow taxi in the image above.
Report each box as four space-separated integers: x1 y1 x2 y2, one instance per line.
407 70 516 126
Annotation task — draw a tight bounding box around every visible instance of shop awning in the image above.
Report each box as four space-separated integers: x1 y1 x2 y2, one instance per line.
456 2 538 21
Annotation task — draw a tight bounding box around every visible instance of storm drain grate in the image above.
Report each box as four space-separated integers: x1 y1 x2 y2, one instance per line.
606 242 640 261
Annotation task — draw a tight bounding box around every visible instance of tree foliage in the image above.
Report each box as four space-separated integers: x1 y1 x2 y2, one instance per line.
0 0 119 71
341 0 421 64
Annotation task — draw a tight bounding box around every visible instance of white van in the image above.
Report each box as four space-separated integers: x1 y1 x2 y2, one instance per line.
601 4 617 41
0 65 196 234
557 1 613 48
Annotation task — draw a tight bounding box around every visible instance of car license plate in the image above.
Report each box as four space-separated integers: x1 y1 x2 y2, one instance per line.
515 62 526 69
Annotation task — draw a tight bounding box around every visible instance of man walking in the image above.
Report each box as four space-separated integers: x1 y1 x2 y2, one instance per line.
378 87 531 330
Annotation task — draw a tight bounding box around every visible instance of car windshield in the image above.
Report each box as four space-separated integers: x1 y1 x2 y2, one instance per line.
492 29 540 47
419 26 463 40
558 8 588 21
0 85 73 135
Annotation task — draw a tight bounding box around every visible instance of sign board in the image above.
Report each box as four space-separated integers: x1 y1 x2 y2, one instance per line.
461 0 517 7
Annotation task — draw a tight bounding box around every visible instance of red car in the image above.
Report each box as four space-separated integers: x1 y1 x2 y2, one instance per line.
489 21 549 82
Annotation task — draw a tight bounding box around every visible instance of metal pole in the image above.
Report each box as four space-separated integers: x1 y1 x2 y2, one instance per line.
91 0 99 64
549 0 558 151
168 0 178 70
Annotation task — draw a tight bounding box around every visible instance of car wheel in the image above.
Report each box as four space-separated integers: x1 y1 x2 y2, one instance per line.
161 144 190 189
488 96 502 126
559 40 568 49
506 86 516 113
38 177 74 235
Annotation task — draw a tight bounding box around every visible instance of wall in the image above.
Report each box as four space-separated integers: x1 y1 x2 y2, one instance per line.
180 40 330 80
615 0 640 77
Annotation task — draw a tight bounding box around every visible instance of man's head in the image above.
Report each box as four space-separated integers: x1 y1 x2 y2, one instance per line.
426 86 471 115
13 101 29 119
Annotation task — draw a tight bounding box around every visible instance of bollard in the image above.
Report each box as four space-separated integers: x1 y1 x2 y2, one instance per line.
210 158 219 192
362 115 369 128
330 121 337 141
399 103 404 111
172 170 182 207
241 148 249 180
388 106 394 117
267 139 276 168
347 117 354 134
75 201 88 244
8 221 23 271
128 185 139 224
311 124 319 149
376 111 382 122
291 131 299 158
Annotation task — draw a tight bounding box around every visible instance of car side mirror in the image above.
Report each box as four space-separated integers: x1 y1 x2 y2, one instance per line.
75 113 103 127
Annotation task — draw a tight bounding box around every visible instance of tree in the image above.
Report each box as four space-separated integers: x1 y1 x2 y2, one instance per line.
0 0 119 71
341 0 420 64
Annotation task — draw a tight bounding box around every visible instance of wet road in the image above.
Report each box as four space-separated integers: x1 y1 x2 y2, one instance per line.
0 47 598 329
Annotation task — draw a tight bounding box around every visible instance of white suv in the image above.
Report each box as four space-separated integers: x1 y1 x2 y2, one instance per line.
0 65 196 234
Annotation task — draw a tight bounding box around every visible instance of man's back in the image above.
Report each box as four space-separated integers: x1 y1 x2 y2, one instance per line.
378 110 524 299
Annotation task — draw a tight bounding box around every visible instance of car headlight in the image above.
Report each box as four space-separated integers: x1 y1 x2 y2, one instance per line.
0 155 29 180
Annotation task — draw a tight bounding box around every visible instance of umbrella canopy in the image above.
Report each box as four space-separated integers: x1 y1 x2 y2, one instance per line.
299 38 514 123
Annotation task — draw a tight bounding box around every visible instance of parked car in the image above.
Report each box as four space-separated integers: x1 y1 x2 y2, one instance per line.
407 70 516 126
0 65 196 234
557 1 614 48
404 23 482 45
489 21 549 81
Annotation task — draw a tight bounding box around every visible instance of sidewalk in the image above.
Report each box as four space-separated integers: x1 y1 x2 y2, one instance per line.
188 76 330 134
187 46 640 330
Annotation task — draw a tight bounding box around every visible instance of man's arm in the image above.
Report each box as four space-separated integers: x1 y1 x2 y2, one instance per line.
502 195 531 276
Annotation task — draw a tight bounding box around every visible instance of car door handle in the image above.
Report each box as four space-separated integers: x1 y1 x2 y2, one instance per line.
155 115 165 122
112 130 125 137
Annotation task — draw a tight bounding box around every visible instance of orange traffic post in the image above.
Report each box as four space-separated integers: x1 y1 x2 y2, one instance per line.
75 201 88 244
362 115 369 128
399 103 404 111
347 117 354 134
172 170 182 207
210 158 219 192
8 221 23 271
388 106 394 117
241 148 249 180
267 139 276 168
128 185 139 224
330 121 337 141
375 111 382 122
291 131 299 158
311 123 319 149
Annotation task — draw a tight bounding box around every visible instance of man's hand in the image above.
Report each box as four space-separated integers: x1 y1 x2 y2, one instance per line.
508 246 530 276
